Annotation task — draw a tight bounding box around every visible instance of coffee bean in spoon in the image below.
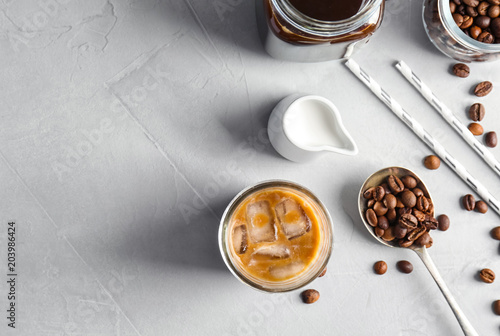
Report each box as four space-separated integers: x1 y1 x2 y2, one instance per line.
387 175 404 194
400 190 417 208
401 175 418 189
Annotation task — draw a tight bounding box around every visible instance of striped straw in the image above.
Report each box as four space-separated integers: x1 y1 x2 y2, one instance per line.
345 59 500 217
396 60 500 177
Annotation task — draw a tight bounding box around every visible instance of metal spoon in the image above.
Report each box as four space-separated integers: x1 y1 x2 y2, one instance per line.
358 166 478 336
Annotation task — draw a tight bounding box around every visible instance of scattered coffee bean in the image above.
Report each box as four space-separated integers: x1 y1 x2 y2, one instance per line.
437 214 450 231
490 226 500 240
485 131 498 147
374 261 387 275
463 194 476 211
468 103 485 121
397 260 414 274
479 268 495 283
493 300 500 315
424 155 441 170
474 81 493 96
319 267 327 277
301 289 320 304
468 122 484 135
452 63 470 77
476 200 488 213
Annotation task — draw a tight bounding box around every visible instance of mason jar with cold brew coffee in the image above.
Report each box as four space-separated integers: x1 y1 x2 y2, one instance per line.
256 0 385 62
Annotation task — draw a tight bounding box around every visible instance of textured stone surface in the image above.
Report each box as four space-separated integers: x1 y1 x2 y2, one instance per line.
0 0 499 335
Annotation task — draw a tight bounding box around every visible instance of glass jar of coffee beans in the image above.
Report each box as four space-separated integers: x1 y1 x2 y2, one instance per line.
423 0 500 62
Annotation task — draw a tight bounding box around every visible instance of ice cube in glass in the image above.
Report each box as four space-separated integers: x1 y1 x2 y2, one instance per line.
275 198 311 240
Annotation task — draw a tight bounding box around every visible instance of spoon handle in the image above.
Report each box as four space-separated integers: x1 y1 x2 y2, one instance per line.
414 248 479 336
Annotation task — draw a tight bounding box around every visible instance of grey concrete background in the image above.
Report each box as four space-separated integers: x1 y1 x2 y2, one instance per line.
1 0 500 335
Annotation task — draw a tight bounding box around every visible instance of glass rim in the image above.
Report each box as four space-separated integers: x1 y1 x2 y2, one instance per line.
218 179 334 293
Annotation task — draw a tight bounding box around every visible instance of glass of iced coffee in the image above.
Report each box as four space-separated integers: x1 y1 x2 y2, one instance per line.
219 180 333 292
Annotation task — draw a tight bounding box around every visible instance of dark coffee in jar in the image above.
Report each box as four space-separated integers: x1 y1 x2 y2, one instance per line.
288 0 363 21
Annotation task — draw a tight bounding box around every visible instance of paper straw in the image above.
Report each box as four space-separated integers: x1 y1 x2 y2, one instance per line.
396 60 500 177
345 59 500 217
